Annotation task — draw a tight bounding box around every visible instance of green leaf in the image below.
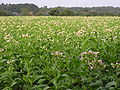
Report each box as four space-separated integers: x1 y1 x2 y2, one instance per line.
38 79 46 84
11 82 17 87
43 86 50 90
22 75 28 83
34 75 45 82
106 81 117 88
89 80 102 86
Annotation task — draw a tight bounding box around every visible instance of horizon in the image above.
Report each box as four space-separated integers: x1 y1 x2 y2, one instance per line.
0 3 119 8
1 0 120 8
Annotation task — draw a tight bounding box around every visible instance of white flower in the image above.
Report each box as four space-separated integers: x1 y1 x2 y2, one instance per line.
92 52 99 55
81 52 88 56
76 30 85 37
88 50 93 54
51 51 63 56
22 33 29 38
105 29 112 32
90 66 94 69
0 48 4 52
98 60 103 64
7 60 14 64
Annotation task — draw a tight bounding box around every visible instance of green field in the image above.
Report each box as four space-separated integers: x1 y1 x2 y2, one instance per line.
0 16 120 89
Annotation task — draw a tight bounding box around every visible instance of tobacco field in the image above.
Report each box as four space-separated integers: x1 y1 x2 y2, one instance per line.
0 16 120 90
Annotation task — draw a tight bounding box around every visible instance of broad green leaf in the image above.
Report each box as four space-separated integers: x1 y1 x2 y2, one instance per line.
106 81 117 88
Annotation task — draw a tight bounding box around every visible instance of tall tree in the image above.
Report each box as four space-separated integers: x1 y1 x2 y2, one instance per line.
20 8 30 16
0 9 11 16
60 10 74 16
49 8 60 16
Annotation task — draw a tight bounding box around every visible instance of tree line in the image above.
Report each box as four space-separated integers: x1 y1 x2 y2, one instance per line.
0 3 120 16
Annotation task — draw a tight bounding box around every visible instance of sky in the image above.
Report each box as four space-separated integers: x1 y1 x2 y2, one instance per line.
0 0 120 8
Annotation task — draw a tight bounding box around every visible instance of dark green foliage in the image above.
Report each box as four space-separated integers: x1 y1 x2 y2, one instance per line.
35 7 49 16
49 8 60 16
0 9 12 16
20 8 32 16
0 3 39 15
60 10 74 16
0 3 120 16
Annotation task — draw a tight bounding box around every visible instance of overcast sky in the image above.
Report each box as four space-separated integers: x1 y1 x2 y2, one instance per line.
0 0 120 7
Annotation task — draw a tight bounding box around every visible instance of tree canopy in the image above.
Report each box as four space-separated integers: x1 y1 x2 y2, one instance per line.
0 3 120 16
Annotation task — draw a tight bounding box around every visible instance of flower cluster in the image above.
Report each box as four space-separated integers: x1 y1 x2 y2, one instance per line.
80 50 105 69
22 33 29 38
76 30 86 37
111 62 120 68
80 50 99 60
105 29 113 32
4 33 13 42
7 59 15 64
51 51 63 56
